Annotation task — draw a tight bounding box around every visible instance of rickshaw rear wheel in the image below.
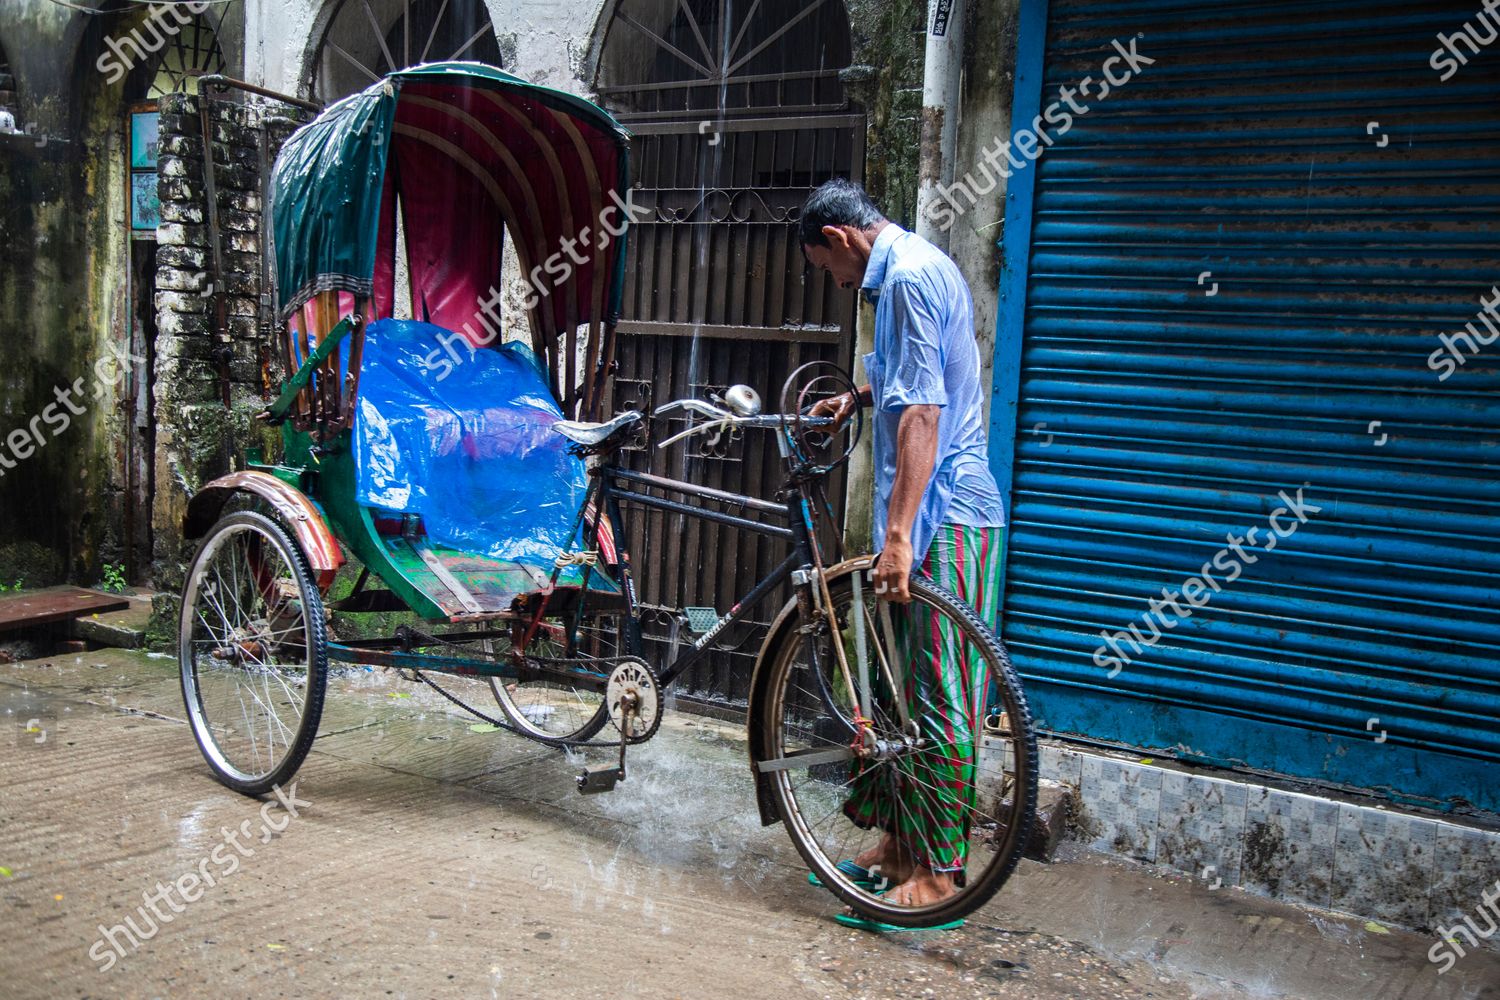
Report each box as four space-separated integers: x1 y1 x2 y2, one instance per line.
179 510 329 795
487 608 625 745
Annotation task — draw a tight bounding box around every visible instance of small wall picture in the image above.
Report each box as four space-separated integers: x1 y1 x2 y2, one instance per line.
130 112 158 169
131 172 159 231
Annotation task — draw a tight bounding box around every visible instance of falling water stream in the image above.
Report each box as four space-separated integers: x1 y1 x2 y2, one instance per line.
666 1 738 713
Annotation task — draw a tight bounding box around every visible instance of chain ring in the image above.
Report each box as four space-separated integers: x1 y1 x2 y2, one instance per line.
605 658 662 743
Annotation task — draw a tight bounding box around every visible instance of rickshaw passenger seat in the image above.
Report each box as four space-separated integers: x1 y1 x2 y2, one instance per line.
552 410 643 447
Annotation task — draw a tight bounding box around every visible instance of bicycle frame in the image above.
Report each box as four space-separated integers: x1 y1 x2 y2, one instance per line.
327 422 847 710
581 437 827 692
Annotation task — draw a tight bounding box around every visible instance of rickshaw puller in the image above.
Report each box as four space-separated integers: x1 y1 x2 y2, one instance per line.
802 179 1007 908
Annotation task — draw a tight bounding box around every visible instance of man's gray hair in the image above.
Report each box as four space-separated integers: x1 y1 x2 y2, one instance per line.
799 178 886 248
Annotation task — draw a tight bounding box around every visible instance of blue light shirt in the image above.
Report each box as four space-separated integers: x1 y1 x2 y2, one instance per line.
861 224 1005 563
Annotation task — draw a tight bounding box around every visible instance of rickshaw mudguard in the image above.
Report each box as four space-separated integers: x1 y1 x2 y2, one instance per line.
745 554 877 828
183 471 346 589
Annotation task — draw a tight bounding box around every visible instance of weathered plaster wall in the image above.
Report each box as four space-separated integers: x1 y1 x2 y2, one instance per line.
0 7 127 586
949 0 1020 427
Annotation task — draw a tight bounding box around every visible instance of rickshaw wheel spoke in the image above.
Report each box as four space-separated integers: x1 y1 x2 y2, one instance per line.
487 612 620 744
179 511 328 796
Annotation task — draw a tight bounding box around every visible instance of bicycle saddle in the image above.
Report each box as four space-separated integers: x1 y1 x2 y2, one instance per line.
552 410 643 446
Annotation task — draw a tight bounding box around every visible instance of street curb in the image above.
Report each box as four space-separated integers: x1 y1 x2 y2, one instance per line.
1039 740 1500 944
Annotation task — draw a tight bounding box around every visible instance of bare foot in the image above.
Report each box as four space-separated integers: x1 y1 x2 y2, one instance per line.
884 865 958 907
852 833 913 886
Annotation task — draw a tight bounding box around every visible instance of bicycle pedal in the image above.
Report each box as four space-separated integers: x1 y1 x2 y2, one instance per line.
576 765 624 795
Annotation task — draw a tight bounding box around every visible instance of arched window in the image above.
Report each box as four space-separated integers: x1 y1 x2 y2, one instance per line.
594 0 852 117
123 12 227 100
306 0 503 103
0 44 16 121
305 4 512 328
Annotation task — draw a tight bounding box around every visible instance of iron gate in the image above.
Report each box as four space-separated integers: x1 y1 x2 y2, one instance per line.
608 114 863 710
591 0 864 711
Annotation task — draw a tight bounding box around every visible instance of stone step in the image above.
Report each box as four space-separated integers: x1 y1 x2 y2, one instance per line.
67 589 156 650
1026 779 1074 862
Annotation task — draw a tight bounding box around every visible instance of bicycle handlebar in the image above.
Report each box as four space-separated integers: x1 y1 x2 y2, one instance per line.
651 398 833 450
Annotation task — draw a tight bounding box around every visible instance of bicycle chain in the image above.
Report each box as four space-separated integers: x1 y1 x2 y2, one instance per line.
395 625 641 749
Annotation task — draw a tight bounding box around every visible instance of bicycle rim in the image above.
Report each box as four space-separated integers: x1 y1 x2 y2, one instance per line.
764 571 1037 927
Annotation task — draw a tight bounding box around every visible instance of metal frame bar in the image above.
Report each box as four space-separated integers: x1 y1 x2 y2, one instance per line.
615 9 715 79
608 467 786 515
655 552 801 688
613 103 850 123
723 0 828 76
622 112 865 134
615 320 843 344
199 74 323 112
331 628 512 649
609 487 793 540
595 67 841 97
594 458 815 690
986 0 1048 593
326 638 615 696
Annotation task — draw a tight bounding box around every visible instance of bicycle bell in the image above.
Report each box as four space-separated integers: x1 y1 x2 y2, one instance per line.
722 384 762 417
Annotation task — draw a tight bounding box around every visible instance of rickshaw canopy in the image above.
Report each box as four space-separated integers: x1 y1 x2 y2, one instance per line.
269 62 632 411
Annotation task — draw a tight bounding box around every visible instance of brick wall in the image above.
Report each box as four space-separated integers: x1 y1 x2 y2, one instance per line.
150 93 310 582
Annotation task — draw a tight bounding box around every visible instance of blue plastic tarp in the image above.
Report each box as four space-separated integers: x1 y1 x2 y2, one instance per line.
354 319 586 568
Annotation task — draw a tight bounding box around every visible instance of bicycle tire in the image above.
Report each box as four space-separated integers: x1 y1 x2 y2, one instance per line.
760 568 1037 928
179 511 328 796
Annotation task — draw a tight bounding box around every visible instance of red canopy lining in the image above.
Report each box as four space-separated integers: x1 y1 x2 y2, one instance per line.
369 79 627 416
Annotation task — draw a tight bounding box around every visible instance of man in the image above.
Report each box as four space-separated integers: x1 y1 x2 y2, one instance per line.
802 178 1006 908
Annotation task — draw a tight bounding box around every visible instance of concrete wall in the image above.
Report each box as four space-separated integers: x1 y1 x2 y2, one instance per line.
0 1 247 588
949 0 1019 428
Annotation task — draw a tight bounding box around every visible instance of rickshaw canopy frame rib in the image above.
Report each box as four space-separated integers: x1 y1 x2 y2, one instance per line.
265 314 357 425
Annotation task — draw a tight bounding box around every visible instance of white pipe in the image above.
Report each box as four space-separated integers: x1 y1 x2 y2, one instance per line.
915 0 964 250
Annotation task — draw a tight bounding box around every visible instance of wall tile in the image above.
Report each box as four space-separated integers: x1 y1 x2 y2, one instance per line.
1331 805 1436 929
1156 770 1248 891
1079 756 1161 863
1431 821 1500 956
1241 787 1337 908
1041 743 1084 788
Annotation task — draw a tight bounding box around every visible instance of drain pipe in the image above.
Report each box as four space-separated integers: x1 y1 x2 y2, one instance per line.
915 0 965 251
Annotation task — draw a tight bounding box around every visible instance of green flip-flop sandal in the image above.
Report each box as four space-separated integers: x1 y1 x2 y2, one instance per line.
833 912 965 933
806 859 889 891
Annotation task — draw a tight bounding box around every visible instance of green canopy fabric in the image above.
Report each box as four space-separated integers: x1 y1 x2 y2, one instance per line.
270 82 396 321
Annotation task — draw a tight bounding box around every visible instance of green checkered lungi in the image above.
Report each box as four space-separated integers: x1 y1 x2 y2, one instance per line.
842 523 1005 873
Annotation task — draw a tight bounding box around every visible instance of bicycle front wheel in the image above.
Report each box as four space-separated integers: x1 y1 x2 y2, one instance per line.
761 567 1037 928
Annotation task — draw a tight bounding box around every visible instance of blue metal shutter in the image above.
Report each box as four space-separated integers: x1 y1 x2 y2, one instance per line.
991 0 1500 810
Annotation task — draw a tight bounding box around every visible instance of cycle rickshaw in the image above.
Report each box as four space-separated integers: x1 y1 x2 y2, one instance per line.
178 62 1037 928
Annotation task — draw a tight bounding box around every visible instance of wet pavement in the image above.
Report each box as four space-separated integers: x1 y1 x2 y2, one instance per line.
3 648 1497 999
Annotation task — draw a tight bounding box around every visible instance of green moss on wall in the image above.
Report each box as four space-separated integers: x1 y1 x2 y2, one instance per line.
847 0 926 226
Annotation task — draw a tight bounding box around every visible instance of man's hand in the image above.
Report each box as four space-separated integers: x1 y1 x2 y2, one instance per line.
808 385 869 430
873 536 914 603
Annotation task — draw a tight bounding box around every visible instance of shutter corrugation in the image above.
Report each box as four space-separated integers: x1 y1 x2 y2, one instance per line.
994 0 1500 809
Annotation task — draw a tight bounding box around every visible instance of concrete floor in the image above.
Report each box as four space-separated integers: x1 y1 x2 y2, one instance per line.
2 648 1496 1000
